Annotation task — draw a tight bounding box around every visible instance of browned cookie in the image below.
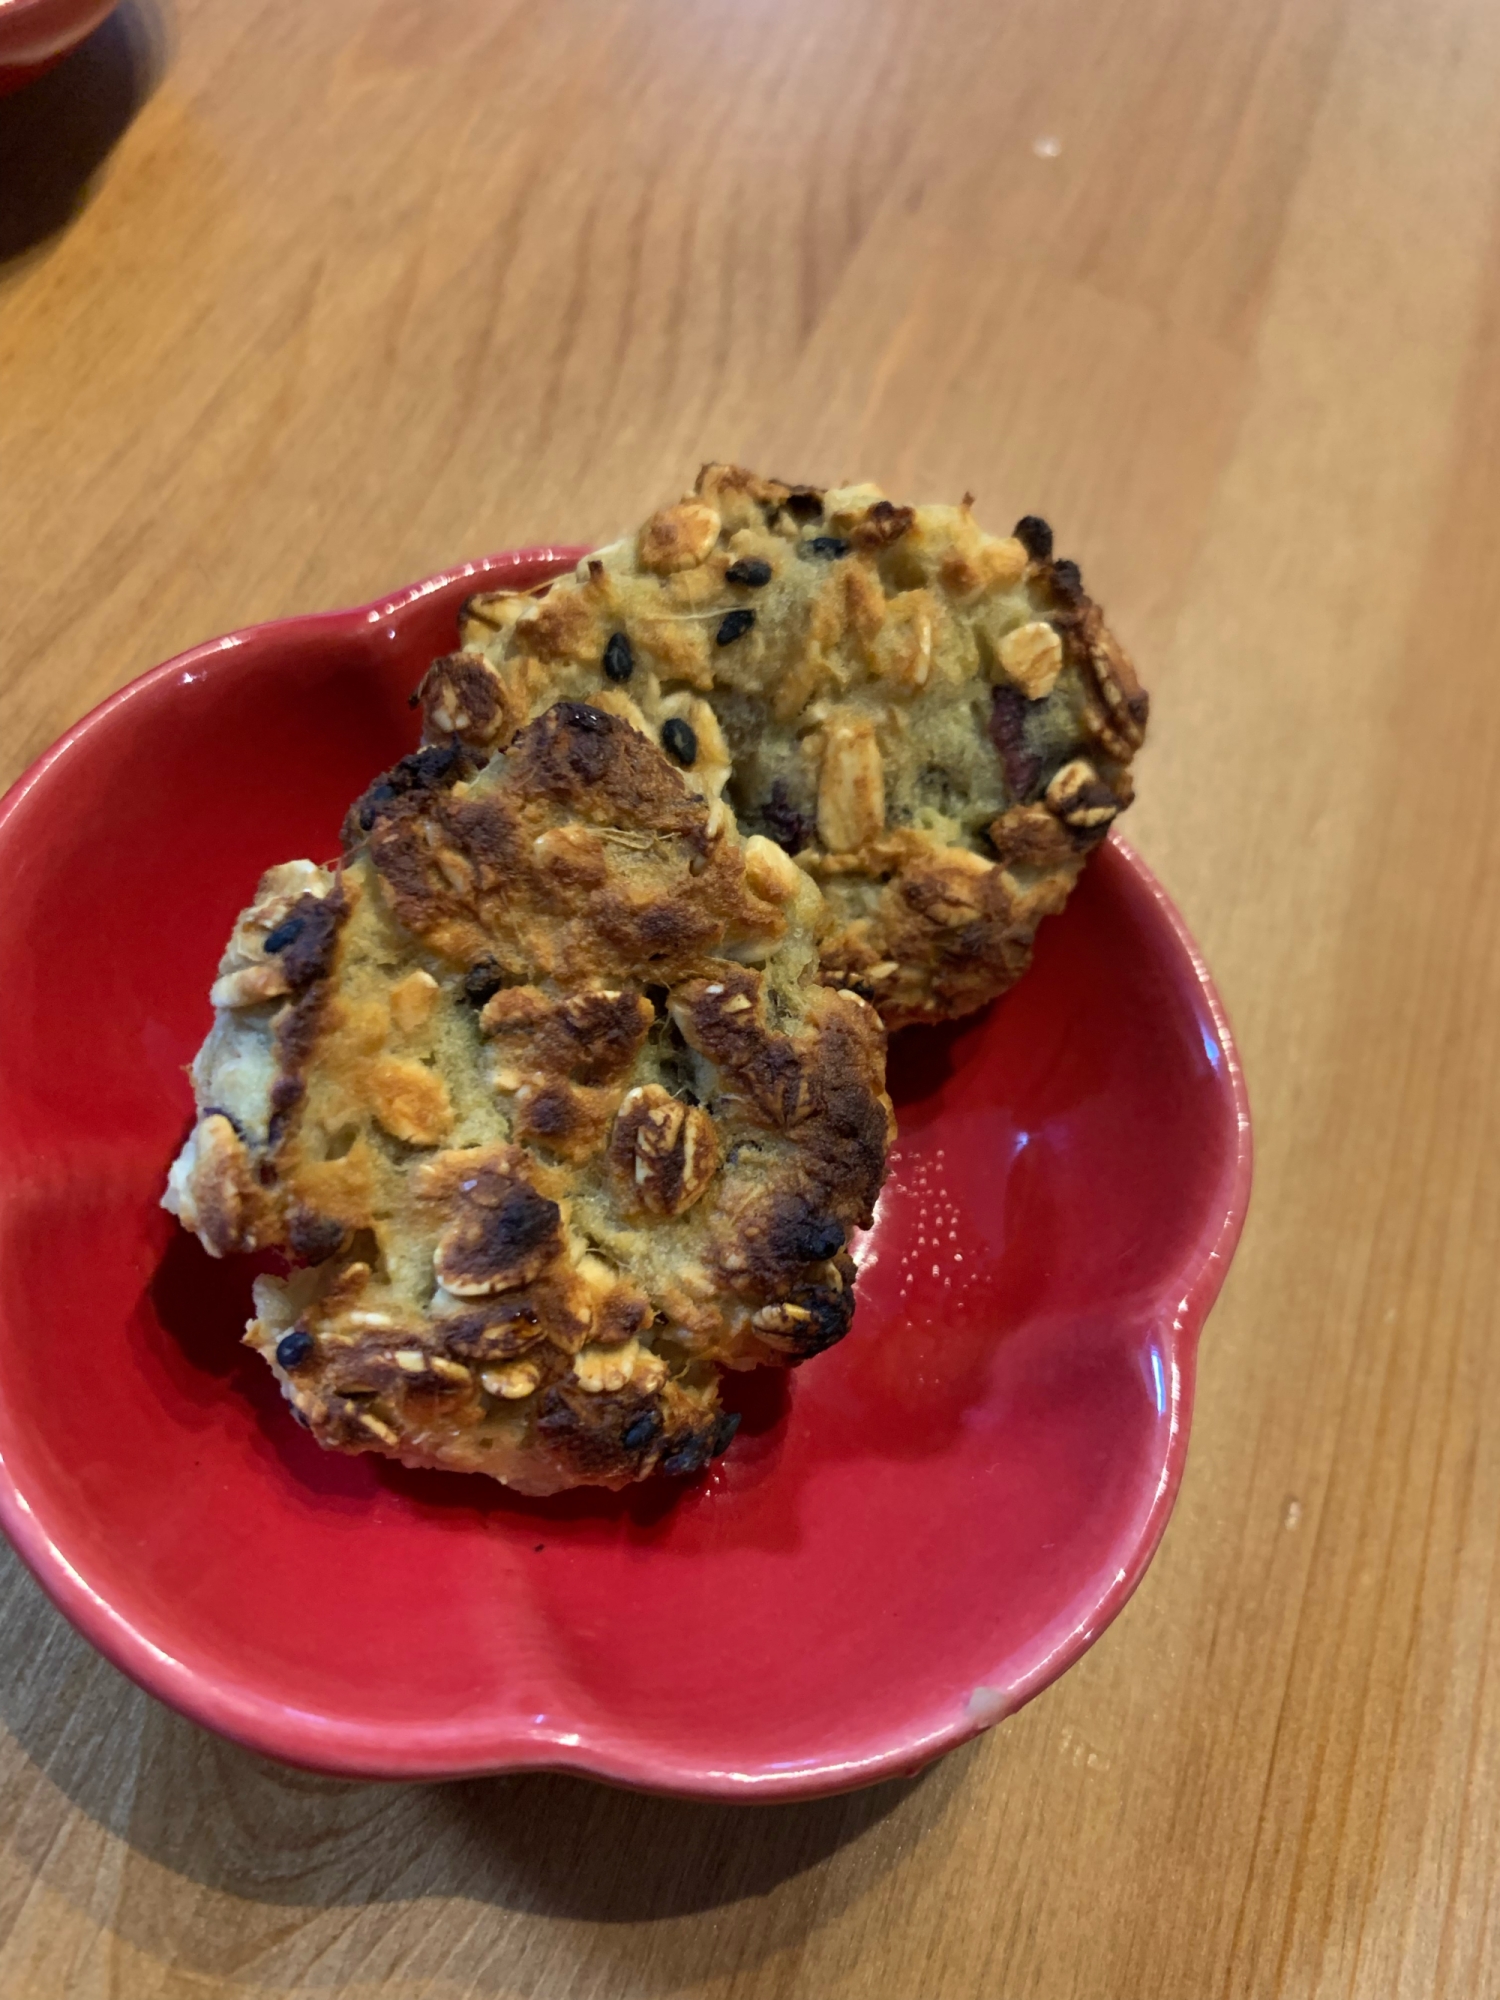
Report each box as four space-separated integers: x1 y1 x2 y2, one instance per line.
419 466 1147 1028
164 704 892 1494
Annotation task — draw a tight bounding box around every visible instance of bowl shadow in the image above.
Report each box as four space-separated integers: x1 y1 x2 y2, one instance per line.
0 0 171 270
0 1545 976 1986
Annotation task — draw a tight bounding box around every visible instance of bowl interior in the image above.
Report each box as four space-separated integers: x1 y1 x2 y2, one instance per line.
0 556 1247 1795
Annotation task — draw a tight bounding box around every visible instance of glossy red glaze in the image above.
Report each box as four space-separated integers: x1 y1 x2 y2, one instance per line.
0 549 1251 1799
0 0 116 90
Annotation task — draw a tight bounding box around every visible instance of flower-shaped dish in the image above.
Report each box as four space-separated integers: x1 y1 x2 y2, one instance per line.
0 547 1251 1799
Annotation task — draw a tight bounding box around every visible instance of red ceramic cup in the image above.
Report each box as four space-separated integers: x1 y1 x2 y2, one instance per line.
0 550 1251 1799
0 0 117 91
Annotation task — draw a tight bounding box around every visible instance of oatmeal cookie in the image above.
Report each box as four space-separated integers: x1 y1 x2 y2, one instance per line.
164 703 892 1494
423 467 1146 1028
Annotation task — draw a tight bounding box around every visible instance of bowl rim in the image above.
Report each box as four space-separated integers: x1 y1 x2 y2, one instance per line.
0 0 118 72
0 553 1253 1800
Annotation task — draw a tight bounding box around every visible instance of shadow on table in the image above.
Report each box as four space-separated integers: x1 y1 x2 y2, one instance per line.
0 0 171 270
0 1546 977 1989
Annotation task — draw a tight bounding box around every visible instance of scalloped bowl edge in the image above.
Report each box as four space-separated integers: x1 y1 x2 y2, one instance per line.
0 553 1252 1800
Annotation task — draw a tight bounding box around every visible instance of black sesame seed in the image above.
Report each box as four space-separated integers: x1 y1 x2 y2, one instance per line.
711 1409 742 1458
1013 515 1053 560
276 1329 315 1370
602 632 634 682
725 557 773 587
661 717 698 766
262 915 305 955
715 608 756 646
622 1410 662 1452
661 1438 712 1478
556 701 610 733
797 1217 846 1261
802 535 851 560
463 959 504 1007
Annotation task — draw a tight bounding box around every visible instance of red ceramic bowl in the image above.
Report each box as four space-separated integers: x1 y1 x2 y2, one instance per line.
0 549 1250 1800
0 0 116 91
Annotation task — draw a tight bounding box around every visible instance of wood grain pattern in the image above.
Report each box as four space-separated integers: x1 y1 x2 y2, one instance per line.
4 0 1500 1991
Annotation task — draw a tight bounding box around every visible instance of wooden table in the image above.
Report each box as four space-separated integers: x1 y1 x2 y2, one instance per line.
4 0 1500 1991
